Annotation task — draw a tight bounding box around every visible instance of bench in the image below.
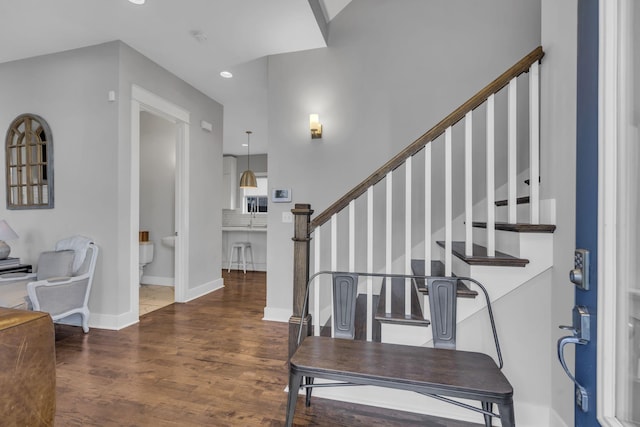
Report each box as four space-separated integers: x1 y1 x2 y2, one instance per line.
286 336 514 426
285 272 515 426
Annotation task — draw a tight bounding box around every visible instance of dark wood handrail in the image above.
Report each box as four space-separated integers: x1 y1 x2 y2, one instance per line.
310 46 544 230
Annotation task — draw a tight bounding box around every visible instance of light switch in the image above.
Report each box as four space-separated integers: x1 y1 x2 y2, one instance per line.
282 212 293 223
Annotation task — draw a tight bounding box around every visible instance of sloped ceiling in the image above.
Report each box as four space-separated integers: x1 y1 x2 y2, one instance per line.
0 0 353 155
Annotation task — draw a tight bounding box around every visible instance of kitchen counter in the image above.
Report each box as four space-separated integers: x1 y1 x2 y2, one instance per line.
222 226 267 232
222 226 267 271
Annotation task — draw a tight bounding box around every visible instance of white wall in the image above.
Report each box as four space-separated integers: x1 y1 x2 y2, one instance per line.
0 41 224 327
265 0 541 319
140 111 176 282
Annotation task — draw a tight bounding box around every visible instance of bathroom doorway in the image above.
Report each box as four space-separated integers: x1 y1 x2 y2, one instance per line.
139 111 176 314
130 85 190 320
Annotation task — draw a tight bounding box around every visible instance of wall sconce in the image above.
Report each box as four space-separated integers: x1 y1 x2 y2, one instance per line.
310 114 322 139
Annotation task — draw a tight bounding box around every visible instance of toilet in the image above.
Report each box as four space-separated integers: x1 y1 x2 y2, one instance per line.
139 241 155 284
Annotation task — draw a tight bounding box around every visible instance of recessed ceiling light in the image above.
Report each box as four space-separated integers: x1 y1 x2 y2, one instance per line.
242 143 248 147
128 0 145 4
220 71 233 79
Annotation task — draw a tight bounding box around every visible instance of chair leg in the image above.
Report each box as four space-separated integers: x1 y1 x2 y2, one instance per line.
305 376 314 407
497 402 515 427
285 371 303 427
81 312 89 334
241 245 246 274
482 401 493 426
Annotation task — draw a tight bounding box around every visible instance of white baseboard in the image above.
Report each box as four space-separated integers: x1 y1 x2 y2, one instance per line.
549 408 571 427
183 277 224 302
89 310 138 330
141 275 174 286
263 306 291 322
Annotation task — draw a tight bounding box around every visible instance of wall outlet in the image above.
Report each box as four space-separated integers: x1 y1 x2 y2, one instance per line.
282 212 293 223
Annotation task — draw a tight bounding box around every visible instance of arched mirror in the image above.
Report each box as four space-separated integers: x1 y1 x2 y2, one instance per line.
5 114 54 209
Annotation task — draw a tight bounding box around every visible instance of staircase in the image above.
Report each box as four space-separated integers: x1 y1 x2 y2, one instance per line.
288 46 552 424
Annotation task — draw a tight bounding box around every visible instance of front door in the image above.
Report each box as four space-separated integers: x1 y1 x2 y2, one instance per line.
571 0 639 425
572 0 598 425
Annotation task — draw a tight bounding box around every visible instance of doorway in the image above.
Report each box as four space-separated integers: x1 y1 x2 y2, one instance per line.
130 85 190 319
139 111 177 314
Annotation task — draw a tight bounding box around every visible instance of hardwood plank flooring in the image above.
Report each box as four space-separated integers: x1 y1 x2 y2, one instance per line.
54 270 481 426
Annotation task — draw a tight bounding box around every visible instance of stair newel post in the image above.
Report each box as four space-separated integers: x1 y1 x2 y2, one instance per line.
288 203 314 359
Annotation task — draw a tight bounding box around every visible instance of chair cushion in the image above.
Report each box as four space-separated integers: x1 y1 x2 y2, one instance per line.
36 250 75 281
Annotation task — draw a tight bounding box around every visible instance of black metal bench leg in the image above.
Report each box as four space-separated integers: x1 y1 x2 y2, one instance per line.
285 371 304 427
305 376 314 407
497 401 516 427
482 401 493 426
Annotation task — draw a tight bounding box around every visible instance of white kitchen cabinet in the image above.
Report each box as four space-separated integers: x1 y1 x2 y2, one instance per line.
222 156 237 209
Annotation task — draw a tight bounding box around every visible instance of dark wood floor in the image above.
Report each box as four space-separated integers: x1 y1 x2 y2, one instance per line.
54 270 481 426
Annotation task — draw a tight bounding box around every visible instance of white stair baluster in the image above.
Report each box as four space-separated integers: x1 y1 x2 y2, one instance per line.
487 94 496 257
331 214 337 338
508 78 517 224
313 229 320 337
405 157 412 317
529 61 540 224
367 186 373 342
445 127 452 276
385 172 392 314
349 200 355 271
425 144 432 275
465 111 473 257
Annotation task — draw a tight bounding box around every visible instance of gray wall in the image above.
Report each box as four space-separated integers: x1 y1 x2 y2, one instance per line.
118 41 224 311
0 42 120 316
0 41 224 326
265 0 541 318
541 0 578 424
140 111 176 281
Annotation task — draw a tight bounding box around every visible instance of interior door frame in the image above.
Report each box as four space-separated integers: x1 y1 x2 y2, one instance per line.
597 0 629 424
130 85 190 318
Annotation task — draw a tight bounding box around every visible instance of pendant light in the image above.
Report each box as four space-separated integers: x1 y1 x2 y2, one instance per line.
239 131 258 188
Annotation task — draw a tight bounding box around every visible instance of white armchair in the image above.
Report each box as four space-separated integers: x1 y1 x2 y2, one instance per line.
0 236 99 333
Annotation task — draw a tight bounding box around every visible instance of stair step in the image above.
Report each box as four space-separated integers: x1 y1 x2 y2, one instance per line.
495 196 530 207
472 222 556 233
410 260 477 298
374 277 430 327
436 241 529 267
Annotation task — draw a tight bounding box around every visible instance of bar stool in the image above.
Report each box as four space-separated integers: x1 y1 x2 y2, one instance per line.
227 242 254 274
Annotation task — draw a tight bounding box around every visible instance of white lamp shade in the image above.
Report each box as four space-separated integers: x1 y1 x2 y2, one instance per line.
0 220 18 241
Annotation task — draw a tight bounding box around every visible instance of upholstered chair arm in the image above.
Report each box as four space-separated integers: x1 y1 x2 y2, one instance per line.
27 275 90 318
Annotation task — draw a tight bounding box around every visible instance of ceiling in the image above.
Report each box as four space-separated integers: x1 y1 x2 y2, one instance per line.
0 0 352 155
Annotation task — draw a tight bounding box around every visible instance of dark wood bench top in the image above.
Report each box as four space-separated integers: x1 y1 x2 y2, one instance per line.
290 336 513 402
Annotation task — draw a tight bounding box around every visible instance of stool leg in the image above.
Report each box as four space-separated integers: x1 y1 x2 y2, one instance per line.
227 245 234 272
248 245 255 271
241 245 246 274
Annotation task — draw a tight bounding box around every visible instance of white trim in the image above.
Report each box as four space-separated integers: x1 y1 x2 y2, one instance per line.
141 276 175 286
183 278 224 302
89 311 139 331
597 0 625 425
131 85 191 318
263 306 292 322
